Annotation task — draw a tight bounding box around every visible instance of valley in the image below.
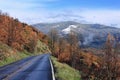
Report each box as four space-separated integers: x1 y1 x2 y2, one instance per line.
0 10 120 80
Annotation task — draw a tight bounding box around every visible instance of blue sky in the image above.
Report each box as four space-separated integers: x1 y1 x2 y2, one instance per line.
0 0 120 27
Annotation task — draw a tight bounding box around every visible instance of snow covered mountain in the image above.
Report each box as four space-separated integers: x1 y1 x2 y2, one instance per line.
32 21 120 48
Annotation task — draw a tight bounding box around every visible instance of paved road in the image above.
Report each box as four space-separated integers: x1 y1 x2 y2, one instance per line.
0 54 53 80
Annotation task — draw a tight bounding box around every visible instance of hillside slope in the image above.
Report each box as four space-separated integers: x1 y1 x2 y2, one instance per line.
0 42 30 66
0 11 49 66
0 11 49 51
51 56 81 80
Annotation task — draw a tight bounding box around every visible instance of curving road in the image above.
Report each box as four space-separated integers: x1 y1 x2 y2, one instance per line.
0 54 53 80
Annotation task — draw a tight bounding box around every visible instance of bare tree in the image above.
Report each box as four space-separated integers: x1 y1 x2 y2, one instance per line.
67 31 80 68
92 33 120 80
58 37 66 57
7 19 20 46
48 28 59 57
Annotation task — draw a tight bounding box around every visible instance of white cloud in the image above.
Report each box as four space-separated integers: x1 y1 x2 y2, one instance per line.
80 10 120 27
23 9 120 28
0 0 120 28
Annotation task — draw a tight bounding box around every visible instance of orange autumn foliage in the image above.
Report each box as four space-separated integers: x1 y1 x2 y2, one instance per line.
58 52 71 63
0 11 48 52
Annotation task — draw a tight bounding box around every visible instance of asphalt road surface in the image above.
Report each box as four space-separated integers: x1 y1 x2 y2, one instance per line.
0 54 53 80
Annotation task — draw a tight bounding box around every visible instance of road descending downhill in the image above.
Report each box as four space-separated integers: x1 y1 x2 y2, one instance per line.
0 54 53 80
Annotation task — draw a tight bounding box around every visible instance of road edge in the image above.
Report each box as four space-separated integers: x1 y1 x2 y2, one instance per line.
49 57 56 80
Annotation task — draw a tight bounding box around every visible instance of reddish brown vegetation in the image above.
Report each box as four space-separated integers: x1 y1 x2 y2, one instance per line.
48 29 81 66
79 34 120 80
0 11 48 52
48 28 120 80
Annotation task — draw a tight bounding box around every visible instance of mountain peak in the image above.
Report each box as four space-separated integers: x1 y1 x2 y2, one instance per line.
62 25 78 34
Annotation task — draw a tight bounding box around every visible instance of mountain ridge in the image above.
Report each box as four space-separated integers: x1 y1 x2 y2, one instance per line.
32 21 120 48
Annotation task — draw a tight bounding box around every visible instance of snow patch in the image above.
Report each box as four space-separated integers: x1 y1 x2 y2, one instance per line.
62 25 77 34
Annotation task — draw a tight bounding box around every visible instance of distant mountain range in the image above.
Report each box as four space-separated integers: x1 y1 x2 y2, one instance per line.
32 21 120 48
